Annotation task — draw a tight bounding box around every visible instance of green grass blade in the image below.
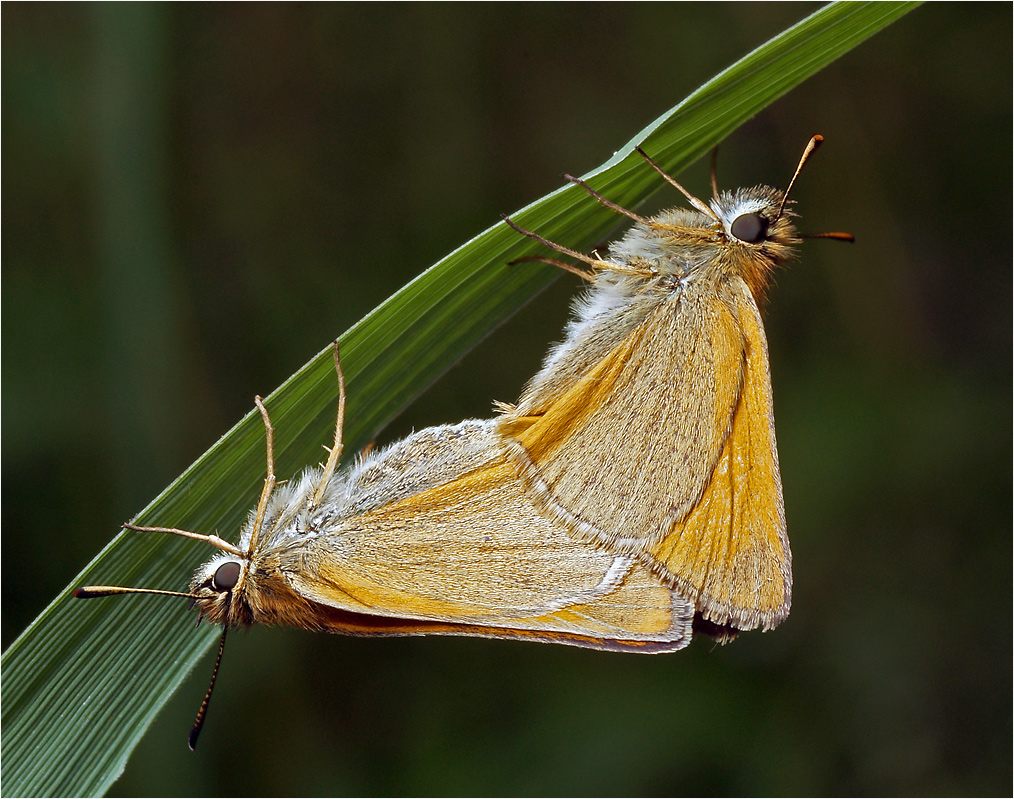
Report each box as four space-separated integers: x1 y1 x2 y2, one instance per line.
1 3 920 796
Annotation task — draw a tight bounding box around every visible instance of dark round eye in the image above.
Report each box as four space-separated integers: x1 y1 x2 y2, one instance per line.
213 561 241 592
730 212 768 243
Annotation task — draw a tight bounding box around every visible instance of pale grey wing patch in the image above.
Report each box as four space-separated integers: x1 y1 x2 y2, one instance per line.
255 419 504 554
515 274 657 415
329 419 501 518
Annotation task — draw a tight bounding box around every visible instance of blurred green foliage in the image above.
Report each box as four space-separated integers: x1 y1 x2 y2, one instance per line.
3 3 1009 796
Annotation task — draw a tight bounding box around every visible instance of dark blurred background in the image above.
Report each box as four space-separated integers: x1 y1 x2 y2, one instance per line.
3 3 1010 795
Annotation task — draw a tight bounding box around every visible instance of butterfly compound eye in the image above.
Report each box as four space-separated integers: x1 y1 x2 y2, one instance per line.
213 561 241 592
730 213 768 243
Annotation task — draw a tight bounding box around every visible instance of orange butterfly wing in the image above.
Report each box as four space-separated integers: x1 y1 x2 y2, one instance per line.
647 283 790 629
499 277 790 629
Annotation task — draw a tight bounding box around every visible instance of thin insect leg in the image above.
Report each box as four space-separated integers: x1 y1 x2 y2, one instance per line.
509 255 595 281
244 396 277 557
503 216 652 278
562 174 651 226
634 146 719 222
121 522 244 557
312 341 346 508
709 145 720 200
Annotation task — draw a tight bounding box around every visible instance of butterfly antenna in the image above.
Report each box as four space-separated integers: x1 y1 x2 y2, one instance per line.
779 135 854 242
189 626 228 750
777 135 824 220
802 230 855 242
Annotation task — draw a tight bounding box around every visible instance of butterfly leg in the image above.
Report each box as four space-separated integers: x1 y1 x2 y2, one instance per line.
311 340 347 508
